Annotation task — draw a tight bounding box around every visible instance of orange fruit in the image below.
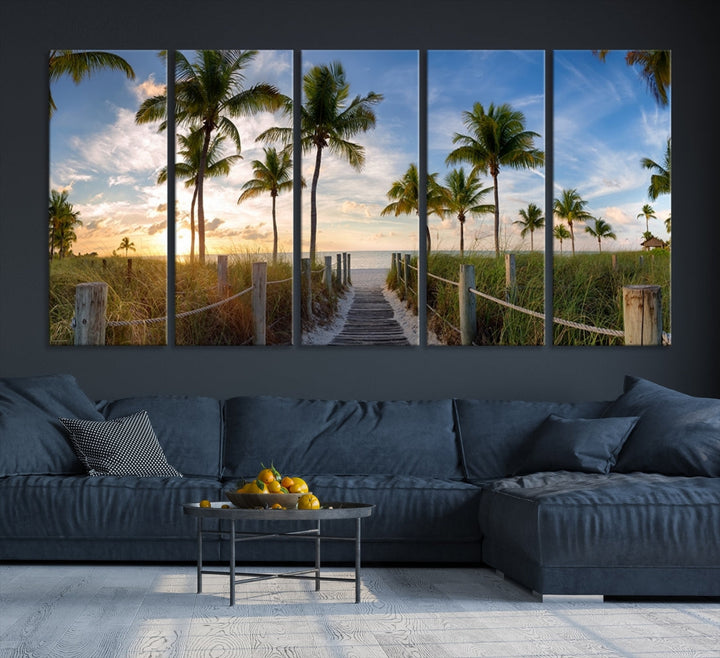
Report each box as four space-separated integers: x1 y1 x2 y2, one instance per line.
247 479 268 494
271 503 285 510
199 499 211 508
289 477 309 494
257 468 275 484
298 493 320 510
266 479 283 493
280 476 294 489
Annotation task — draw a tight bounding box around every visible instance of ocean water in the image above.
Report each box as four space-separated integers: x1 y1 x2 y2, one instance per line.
316 250 413 270
183 250 413 270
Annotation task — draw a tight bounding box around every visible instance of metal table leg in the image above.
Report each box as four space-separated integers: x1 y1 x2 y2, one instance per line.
355 517 362 604
196 517 203 593
230 519 236 606
315 519 321 591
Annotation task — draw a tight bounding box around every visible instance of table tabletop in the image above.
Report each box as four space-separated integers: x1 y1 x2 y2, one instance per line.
183 501 374 521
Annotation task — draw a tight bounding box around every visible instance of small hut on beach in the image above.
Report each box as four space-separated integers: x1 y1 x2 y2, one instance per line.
641 236 667 250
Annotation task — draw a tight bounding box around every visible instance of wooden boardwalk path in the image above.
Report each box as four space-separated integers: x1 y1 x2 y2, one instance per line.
330 279 409 346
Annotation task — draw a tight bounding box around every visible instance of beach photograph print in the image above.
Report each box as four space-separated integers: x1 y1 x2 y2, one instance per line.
268 50 418 346
154 50 294 346
49 50 168 345
426 50 545 346
552 50 671 346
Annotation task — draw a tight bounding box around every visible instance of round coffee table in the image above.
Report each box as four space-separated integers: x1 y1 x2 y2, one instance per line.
182 501 374 605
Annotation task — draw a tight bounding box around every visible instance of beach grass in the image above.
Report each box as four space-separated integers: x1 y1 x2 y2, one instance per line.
387 250 670 346
50 254 344 346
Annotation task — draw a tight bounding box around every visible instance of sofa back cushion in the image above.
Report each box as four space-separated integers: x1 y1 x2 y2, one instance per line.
224 396 461 479
454 399 610 481
605 375 720 477
0 374 103 476
98 396 223 478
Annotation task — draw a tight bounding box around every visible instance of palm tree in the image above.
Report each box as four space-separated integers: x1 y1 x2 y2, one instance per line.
593 50 671 107
49 50 135 117
641 138 671 201
237 147 300 263
440 168 494 257
118 237 136 256
553 188 593 256
553 224 571 254
380 163 447 256
446 102 544 257
49 190 82 259
637 203 657 233
514 202 545 252
158 129 241 262
665 216 672 234
137 50 283 264
259 62 383 262
584 218 617 253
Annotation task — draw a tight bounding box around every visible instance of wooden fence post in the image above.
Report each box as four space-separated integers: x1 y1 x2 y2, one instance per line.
217 255 229 296
403 253 410 300
505 253 517 302
342 252 348 286
611 254 618 271
459 264 477 346
324 256 333 294
252 261 267 346
336 253 342 285
622 285 662 345
346 253 352 285
302 257 312 320
74 282 108 345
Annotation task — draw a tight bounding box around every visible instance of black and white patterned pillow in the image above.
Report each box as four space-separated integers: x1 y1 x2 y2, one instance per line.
59 410 182 477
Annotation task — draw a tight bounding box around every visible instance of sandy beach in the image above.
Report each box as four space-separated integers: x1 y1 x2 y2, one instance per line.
302 268 442 345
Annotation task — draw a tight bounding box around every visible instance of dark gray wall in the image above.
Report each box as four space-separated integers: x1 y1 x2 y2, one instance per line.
1 0 717 402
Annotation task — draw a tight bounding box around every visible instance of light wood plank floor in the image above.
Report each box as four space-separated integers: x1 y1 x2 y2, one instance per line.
1 564 719 657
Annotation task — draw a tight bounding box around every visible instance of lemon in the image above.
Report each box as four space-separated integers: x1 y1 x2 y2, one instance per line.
199 499 211 508
298 493 320 510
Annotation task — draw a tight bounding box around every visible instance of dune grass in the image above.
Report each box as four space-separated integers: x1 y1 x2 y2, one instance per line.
50 255 343 346
387 250 670 346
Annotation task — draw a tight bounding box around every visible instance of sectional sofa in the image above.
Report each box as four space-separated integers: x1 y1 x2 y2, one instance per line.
1 373 719 597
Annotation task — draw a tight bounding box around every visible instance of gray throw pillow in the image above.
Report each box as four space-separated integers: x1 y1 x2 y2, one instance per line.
60 411 182 477
514 414 640 475
605 376 720 477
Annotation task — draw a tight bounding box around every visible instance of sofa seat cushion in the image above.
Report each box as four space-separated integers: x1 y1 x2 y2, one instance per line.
454 399 610 482
479 471 720 570
224 397 462 479
97 396 223 478
0 374 104 476
0 475 222 543
221 474 483 544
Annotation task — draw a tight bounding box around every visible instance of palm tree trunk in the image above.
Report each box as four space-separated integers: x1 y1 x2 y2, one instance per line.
197 125 213 265
492 174 500 256
271 192 278 264
598 237 602 253
530 229 534 252
190 185 198 264
459 216 465 258
310 146 323 263
569 221 576 256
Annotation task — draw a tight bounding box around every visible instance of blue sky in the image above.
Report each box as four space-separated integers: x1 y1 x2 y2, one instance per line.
553 50 671 252
429 50 546 253
50 49 670 257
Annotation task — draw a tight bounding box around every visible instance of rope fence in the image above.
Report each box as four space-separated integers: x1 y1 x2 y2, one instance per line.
389 252 670 346
74 254 353 345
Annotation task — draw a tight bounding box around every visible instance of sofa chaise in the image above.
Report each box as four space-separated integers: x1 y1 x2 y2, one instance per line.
1 373 718 597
